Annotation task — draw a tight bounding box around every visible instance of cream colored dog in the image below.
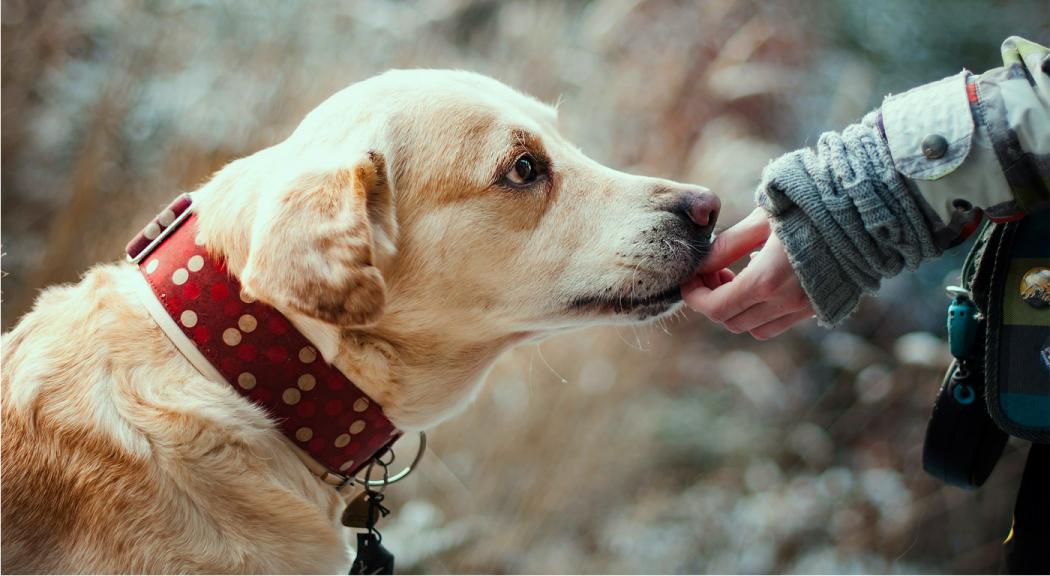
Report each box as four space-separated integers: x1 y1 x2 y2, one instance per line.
2 70 719 573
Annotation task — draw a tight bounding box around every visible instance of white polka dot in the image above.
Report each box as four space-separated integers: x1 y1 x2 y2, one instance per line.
194 233 206 246
299 346 317 364
158 208 176 227
145 259 160 274
222 328 242 346
187 255 205 272
180 310 198 328
297 374 316 391
282 388 301 405
352 398 370 413
239 291 255 304
334 434 351 448
295 427 313 442
348 420 366 435
172 268 189 285
143 222 161 240
237 372 256 390
238 314 258 333
339 459 356 472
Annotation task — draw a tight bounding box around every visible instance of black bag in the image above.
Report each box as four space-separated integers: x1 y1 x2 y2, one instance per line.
923 209 1049 488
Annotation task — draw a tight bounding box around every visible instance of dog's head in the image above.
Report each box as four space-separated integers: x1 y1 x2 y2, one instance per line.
195 70 718 425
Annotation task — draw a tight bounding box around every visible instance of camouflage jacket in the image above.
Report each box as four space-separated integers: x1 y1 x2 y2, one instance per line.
885 36 1050 243
756 36 1049 326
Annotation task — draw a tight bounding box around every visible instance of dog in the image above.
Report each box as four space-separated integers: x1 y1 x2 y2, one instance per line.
1 69 719 573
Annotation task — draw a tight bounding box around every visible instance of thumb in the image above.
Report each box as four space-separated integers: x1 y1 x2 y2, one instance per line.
696 207 771 273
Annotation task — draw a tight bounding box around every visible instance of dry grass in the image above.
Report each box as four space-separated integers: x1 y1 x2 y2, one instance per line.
3 0 1047 572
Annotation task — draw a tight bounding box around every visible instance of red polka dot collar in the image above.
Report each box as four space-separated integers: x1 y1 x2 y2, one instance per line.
127 194 400 487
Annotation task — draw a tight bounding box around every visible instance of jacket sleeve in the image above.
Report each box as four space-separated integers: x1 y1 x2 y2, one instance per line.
756 37 1049 327
882 36 1050 230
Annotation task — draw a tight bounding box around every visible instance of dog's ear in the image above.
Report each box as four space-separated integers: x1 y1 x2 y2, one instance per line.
238 152 396 326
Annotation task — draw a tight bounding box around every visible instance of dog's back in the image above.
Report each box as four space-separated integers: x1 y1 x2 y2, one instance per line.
2 265 351 573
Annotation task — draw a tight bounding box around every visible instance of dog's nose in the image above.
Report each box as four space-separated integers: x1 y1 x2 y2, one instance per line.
686 189 721 229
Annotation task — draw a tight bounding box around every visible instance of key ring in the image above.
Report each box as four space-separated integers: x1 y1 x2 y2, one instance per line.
355 432 427 487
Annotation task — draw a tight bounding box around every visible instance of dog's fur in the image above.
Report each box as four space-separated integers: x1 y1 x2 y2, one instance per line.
2 70 713 573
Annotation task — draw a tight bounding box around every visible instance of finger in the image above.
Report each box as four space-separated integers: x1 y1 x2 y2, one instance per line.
701 268 738 289
696 208 771 274
682 272 712 294
681 268 736 294
749 308 816 340
701 271 724 289
682 272 763 321
723 300 803 334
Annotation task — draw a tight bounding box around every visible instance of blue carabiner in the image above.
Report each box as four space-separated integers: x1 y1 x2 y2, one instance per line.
946 286 980 360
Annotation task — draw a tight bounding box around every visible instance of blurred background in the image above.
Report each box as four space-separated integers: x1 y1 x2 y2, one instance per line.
3 0 1048 572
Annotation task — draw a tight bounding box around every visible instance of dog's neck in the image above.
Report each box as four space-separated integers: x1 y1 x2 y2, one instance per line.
284 311 527 430
190 177 531 432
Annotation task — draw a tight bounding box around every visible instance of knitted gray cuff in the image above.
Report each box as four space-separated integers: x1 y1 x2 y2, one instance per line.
766 204 862 326
755 112 942 326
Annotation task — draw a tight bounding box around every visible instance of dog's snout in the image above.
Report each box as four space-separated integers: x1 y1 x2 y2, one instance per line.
661 187 720 233
685 189 720 229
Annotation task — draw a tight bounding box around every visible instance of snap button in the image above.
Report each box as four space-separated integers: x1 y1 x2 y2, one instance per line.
922 134 949 160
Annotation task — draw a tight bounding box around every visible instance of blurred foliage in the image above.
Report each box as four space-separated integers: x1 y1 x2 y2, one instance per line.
2 0 1047 573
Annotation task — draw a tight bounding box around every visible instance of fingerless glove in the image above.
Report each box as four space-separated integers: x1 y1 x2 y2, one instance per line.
756 111 941 326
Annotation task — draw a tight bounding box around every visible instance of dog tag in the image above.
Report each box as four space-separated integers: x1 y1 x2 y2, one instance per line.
350 533 394 575
341 492 377 529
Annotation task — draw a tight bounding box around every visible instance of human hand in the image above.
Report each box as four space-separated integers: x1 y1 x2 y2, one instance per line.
681 208 815 339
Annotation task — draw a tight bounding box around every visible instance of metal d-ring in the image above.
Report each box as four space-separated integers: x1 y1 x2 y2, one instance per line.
355 431 427 487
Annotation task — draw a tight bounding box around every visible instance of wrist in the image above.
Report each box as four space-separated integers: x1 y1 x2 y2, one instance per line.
764 206 862 327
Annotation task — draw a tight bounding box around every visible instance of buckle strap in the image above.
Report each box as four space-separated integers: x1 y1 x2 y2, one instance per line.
126 194 194 263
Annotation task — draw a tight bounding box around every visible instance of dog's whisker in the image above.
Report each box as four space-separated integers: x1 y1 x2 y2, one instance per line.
534 343 568 385
613 324 647 352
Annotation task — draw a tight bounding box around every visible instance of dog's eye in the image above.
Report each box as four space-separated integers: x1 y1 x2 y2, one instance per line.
506 154 539 186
